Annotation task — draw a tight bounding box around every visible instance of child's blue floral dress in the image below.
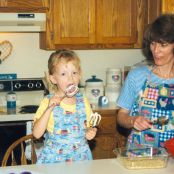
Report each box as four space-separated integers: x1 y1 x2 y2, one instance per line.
37 93 92 163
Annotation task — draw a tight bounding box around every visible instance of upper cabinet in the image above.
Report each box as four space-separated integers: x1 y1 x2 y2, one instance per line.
0 0 48 12
0 0 164 50
54 0 96 47
96 0 137 45
134 0 162 48
162 0 174 13
40 0 138 50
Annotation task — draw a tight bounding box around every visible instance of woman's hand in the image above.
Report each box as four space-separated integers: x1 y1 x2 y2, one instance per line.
85 127 97 140
117 108 152 131
132 116 152 131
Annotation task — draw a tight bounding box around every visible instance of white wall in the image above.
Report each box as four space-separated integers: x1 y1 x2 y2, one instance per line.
0 33 145 85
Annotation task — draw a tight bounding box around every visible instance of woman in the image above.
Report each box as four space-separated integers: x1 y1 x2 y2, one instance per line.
117 14 174 148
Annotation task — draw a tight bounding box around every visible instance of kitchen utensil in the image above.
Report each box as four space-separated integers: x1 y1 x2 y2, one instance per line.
89 112 101 127
47 84 79 108
151 116 169 125
0 40 13 64
65 84 79 97
58 84 79 102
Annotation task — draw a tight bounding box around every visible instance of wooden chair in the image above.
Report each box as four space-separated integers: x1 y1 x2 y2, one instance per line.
1 134 37 166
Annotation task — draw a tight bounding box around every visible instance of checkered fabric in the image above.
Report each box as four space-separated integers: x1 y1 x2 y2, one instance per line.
131 103 138 116
160 131 174 142
152 109 170 119
147 88 159 100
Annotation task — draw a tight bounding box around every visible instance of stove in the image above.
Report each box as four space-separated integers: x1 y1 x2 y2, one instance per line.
0 78 45 165
0 78 45 110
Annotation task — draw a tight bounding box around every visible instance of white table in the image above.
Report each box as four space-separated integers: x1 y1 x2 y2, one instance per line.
0 158 173 174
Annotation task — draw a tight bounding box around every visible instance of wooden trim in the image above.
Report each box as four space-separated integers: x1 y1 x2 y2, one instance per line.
0 7 47 12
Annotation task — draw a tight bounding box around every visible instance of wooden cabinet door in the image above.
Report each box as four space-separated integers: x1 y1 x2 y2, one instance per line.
0 0 47 8
96 0 137 44
53 0 95 45
134 0 161 48
162 0 174 13
92 136 116 159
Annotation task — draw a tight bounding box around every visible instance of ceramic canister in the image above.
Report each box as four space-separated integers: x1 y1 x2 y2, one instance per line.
105 85 121 103
85 75 104 104
106 68 122 86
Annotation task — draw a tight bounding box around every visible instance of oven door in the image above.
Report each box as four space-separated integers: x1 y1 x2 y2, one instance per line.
0 121 26 166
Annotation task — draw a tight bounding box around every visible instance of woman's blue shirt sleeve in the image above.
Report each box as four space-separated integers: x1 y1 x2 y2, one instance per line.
117 66 148 111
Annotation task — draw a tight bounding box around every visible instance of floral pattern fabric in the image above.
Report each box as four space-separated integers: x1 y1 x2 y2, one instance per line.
37 93 92 163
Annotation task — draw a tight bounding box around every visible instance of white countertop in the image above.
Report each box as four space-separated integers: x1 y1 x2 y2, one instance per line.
0 106 34 122
0 103 118 122
0 158 173 174
0 113 34 122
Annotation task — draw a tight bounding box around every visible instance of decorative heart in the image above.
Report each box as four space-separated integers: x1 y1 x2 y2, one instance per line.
91 89 100 97
112 75 120 82
0 40 13 64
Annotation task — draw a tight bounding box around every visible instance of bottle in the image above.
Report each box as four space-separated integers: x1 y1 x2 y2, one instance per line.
6 91 16 114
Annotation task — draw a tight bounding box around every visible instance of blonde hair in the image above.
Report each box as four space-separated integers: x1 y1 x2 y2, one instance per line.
47 49 81 93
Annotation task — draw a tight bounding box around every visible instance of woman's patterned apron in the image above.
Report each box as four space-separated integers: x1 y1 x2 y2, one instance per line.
128 74 174 148
37 93 92 164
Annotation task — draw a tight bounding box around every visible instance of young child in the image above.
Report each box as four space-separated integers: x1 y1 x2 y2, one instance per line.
33 49 97 163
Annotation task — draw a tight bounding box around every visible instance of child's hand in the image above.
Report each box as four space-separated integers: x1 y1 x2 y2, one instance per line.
48 95 62 110
85 127 97 140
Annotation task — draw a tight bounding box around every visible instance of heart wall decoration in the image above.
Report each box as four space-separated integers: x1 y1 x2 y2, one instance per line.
0 40 13 64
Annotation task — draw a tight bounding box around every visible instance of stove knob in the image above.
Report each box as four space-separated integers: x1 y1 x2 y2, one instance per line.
14 83 21 89
36 82 42 88
28 83 34 88
0 83 4 90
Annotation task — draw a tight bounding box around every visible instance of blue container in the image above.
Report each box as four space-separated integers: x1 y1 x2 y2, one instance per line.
6 92 16 109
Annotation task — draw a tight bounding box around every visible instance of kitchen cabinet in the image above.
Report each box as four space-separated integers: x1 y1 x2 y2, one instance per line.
91 109 117 159
96 0 137 46
162 0 174 13
0 0 163 49
40 0 163 50
134 0 162 47
40 0 138 50
90 108 128 159
0 0 48 12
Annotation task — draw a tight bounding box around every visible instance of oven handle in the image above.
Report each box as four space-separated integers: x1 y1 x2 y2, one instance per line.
0 122 26 126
